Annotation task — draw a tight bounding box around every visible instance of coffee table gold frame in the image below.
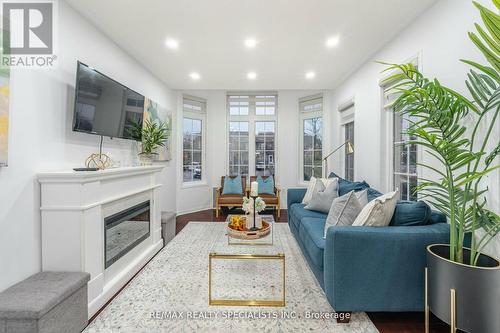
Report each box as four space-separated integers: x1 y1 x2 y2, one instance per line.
208 253 285 307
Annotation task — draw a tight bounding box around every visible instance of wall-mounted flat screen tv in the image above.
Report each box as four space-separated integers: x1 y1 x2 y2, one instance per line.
73 61 144 141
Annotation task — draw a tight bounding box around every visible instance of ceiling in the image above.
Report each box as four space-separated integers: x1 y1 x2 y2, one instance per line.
66 0 437 90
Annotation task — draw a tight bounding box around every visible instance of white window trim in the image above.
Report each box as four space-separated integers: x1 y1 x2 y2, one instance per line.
226 92 278 181
338 97 355 180
299 93 323 185
379 54 423 196
182 95 207 187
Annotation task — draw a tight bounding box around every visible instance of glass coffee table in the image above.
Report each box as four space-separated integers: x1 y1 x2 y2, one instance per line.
208 215 285 307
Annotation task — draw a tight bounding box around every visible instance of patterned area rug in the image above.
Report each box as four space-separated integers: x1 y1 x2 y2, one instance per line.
84 222 379 332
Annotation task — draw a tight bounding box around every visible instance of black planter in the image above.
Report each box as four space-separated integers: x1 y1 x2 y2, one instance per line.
426 244 500 333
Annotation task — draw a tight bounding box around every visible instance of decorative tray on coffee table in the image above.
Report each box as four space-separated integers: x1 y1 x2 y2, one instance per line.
227 216 271 240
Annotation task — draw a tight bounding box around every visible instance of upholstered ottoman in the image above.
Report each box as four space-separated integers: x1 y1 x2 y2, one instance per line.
0 272 90 333
161 211 176 247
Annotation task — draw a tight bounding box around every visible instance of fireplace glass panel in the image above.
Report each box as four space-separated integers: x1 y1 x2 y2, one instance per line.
105 201 151 268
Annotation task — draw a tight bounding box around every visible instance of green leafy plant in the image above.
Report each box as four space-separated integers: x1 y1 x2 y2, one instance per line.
382 0 500 265
127 119 169 155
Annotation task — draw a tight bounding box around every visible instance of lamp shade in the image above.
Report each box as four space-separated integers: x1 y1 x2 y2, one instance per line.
346 141 354 154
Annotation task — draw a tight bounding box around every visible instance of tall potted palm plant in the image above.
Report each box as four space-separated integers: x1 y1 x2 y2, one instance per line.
383 1 499 332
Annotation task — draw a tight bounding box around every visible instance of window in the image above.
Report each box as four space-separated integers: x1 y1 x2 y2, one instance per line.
393 113 418 200
227 93 277 177
382 79 418 200
255 121 275 176
228 121 249 176
183 95 206 183
300 94 323 181
344 121 354 181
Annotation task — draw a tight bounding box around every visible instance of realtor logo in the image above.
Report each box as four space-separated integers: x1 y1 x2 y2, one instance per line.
1 0 56 68
2 1 53 54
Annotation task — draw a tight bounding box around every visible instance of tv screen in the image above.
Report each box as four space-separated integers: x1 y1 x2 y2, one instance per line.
73 61 144 141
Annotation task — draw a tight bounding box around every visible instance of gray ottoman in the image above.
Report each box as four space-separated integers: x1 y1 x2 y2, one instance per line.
0 272 90 333
161 211 176 247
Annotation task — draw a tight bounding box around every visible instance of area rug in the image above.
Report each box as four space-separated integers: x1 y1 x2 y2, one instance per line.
84 222 379 332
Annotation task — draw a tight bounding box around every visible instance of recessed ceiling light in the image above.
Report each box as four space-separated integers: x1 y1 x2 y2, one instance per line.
306 71 316 79
189 72 200 80
244 38 258 48
165 38 179 50
247 71 257 80
325 35 340 48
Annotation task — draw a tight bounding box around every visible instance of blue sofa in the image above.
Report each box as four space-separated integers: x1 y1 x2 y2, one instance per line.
287 176 450 312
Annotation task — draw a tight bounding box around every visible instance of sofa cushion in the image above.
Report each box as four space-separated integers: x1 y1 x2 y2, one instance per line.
328 172 370 196
289 203 327 231
429 210 447 225
390 200 432 226
367 188 383 201
290 203 328 221
298 218 326 270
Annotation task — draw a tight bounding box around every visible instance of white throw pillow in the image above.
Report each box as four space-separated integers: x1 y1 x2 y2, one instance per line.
323 189 369 237
305 179 339 213
302 176 317 204
302 177 338 205
352 190 399 227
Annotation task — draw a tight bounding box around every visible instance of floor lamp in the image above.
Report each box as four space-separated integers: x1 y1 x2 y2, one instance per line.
322 141 354 179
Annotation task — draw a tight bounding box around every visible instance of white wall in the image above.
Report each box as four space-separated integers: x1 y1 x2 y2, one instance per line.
329 0 499 258
175 89 334 214
0 0 176 291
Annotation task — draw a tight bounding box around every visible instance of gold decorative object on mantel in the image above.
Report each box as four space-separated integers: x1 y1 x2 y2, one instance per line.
85 153 112 170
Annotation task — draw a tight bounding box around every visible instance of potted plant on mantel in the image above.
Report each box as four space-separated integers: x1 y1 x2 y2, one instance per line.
128 119 169 165
383 1 499 332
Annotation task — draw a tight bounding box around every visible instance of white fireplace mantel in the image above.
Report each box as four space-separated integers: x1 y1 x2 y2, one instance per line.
38 165 164 318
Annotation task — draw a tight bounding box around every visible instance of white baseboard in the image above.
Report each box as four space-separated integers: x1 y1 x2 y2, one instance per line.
176 205 213 216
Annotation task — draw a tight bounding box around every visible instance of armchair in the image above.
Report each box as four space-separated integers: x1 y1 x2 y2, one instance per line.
215 176 247 218
249 176 281 217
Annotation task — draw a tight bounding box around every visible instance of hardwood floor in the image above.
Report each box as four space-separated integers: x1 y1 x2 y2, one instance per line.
177 208 454 333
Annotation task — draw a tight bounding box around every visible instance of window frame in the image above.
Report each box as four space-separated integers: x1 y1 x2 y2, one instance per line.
182 95 207 186
226 92 278 180
299 93 323 184
338 97 355 181
379 56 422 200
343 121 355 181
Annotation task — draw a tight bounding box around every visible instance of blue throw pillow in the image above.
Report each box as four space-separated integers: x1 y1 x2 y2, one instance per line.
222 175 243 195
390 200 431 226
257 175 274 194
328 172 371 196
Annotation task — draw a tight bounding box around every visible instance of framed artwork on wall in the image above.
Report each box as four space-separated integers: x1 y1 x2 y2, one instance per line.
143 98 172 161
0 64 9 167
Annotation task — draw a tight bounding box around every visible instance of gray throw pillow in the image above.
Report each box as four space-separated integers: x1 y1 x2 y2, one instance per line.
304 178 339 213
323 189 368 238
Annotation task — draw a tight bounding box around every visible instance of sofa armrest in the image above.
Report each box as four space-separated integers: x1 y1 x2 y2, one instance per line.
287 188 306 208
324 223 450 312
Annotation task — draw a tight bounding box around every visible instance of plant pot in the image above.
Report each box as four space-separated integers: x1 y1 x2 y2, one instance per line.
426 244 500 333
138 153 157 165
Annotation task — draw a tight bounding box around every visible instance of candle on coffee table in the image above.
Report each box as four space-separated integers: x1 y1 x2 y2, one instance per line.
250 181 258 196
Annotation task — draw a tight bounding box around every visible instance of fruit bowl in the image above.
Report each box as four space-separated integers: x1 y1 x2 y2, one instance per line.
227 216 271 240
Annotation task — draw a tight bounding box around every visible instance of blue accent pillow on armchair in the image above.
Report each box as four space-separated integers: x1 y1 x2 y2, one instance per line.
257 175 274 194
222 175 243 195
